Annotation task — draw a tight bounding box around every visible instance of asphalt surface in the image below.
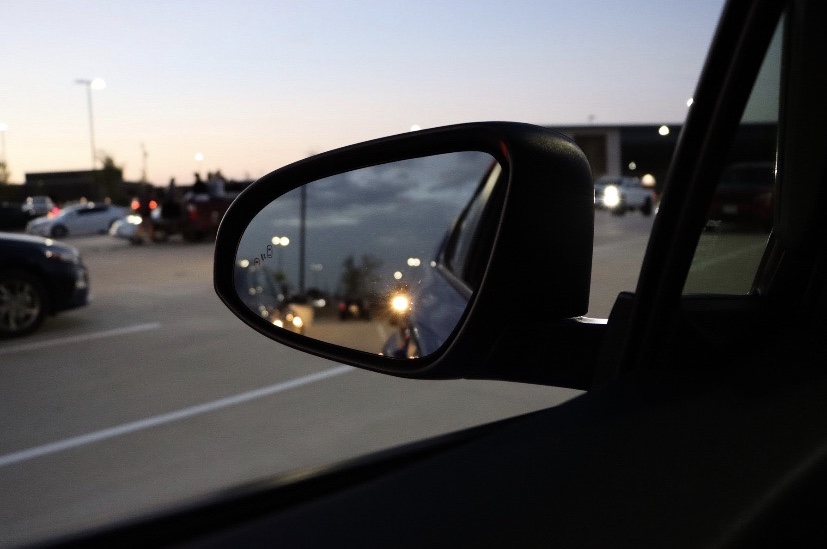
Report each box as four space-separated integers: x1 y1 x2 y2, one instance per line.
0 210 765 546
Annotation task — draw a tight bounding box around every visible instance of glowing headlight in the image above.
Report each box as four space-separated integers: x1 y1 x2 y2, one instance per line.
602 185 621 208
292 316 303 329
391 294 410 313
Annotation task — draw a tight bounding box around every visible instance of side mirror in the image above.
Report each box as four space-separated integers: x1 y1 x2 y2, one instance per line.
215 122 600 388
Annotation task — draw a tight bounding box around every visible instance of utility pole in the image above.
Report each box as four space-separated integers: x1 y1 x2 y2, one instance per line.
140 143 148 183
75 78 105 171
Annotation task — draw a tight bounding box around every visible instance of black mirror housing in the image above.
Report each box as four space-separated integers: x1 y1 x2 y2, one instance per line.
215 122 596 388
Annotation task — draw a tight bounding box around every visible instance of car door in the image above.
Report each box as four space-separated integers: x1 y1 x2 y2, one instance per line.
69 205 95 235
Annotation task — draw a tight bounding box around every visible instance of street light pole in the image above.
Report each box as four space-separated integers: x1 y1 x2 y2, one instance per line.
75 78 105 171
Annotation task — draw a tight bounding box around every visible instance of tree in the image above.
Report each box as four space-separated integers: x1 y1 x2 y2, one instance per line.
0 160 9 184
95 153 125 204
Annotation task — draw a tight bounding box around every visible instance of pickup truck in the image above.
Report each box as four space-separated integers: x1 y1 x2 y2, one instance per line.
593 175 657 216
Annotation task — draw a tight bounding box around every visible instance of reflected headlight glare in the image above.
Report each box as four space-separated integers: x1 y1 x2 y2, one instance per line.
391 294 410 313
273 319 284 328
602 185 621 208
44 247 79 264
292 316 303 328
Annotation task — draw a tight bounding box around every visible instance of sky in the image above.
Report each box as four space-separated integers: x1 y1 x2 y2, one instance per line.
236 151 492 293
1 0 726 185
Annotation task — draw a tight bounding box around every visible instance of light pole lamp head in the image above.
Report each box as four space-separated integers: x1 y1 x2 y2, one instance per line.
75 78 106 90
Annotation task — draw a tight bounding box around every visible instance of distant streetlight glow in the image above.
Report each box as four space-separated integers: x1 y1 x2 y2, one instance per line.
407 257 421 267
394 271 403 280
75 78 105 170
271 236 290 273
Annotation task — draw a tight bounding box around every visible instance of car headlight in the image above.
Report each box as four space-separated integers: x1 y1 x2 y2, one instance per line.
602 185 621 208
391 294 410 313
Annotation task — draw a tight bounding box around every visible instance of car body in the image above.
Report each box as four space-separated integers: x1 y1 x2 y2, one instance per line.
25 202 127 238
108 214 144 244
0 232 89 337
42 0 827 547
21 195 55 217
0 201 32 230
593 175 656 215
707 161 775 228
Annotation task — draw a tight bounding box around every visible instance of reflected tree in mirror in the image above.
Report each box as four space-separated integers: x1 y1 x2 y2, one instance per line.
236 152 499 357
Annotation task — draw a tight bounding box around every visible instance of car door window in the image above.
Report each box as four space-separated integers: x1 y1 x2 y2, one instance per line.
683 18 783 295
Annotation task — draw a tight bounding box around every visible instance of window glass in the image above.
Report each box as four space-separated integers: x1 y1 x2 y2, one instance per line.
683 18 783 295
0 3 727 545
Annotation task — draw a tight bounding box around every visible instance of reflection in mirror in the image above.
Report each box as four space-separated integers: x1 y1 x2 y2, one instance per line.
236 152 499 358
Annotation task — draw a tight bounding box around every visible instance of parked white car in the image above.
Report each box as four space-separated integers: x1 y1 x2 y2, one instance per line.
109 214 144 244
26 202 128 238
593 175 657 216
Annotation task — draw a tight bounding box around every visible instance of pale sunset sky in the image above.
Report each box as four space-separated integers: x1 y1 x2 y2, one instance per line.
1 0 725 184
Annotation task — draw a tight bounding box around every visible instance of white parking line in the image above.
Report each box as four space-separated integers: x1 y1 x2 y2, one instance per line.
0 365 354 468
0 323 161 356
593 235 651 252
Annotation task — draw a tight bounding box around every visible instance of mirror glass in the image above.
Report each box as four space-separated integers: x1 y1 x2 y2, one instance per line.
235 152 498 358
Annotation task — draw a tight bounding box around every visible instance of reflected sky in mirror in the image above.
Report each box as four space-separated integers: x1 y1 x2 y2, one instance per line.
236 151 495 355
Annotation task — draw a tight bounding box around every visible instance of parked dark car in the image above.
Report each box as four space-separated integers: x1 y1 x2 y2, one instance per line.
0 202 33 231
0 232 89 337
707 161 775 228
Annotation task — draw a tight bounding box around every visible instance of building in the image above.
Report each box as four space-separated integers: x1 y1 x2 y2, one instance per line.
552 122 776 191
24 168 124 204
